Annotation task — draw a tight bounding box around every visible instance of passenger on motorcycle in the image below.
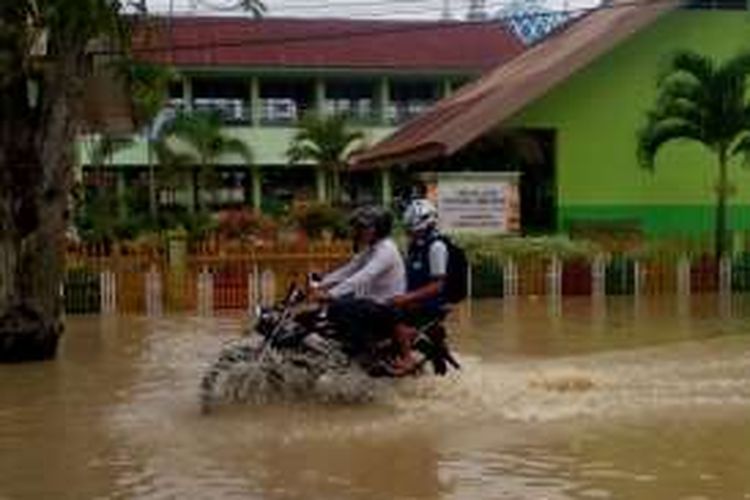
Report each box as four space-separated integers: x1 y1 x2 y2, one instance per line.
389 199 449 374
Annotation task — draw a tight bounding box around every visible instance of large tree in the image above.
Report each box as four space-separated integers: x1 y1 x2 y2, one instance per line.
0 0 263 362
638 50 750 257
287 113 365 204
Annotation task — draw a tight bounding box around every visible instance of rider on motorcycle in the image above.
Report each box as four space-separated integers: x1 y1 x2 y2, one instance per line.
311 206 406 354
314 205 405 304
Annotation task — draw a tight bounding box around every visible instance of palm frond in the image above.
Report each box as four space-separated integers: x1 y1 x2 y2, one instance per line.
657 76 704 105
238 0 267 16
287 142 321 164
220 137 253 164
89 134 134 167
721 52 750 80
730 130 750 166
153 139 192 167
658 50 714 87
161 109 253 166
651 95 705 125
637 118 704 170
193 0 266 16
287 113 364 166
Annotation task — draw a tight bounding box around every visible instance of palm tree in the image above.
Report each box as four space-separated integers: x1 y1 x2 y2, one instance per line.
638 50 750 257
126 61 175 220
161 110 253 211
87 62 174 221
287 113 365 204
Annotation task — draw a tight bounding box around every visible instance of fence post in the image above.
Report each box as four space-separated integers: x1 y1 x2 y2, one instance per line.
547 255 562 298
677 254 691 297
197 266 213 316
145 264 162 316
592 254 606 298
100 270 116 314
196 267 204 315
634 260 643 297
247 271 255 315
503 259 517 297
719 255 732 295
260 269 276 307
206 267 214 315
253 261 260 308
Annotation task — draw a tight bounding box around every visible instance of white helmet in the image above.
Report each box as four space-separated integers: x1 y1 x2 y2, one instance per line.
403 199 438 233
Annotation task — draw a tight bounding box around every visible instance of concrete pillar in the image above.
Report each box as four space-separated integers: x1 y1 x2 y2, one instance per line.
314 78 326 116
182 76 192 111
380 168 392 207
377 76 390 125
250 75 261 126
251 166 262 212
442 78 453 99
315 166 327 203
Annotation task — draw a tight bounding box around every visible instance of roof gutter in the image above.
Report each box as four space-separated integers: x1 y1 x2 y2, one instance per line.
350 142 445 170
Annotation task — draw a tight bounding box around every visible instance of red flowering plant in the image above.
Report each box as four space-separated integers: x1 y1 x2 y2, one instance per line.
215 209 278 243
289 202 348 241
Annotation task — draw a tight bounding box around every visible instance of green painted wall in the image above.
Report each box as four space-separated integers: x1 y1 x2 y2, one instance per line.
510 10 750 236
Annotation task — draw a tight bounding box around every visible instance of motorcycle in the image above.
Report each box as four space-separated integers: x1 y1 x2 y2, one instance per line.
200 282 460 413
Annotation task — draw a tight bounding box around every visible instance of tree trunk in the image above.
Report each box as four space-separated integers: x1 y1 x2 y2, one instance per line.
0 54 82 362
715 148 729 258
147 140 157 222
192 166 202 213
330 163 341 205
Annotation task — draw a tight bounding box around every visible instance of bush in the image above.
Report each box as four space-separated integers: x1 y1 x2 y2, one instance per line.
454 234 601 261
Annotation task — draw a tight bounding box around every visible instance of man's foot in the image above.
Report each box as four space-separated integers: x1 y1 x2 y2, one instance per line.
387 354 419 376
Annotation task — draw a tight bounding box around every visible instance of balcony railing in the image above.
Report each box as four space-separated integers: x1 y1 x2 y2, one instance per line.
323 99 380 125
387 100 435 124
192 98 252 125
259 98 315 126
163 97 434 127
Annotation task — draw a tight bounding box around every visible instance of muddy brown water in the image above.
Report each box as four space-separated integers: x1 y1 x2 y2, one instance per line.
1 295 749 499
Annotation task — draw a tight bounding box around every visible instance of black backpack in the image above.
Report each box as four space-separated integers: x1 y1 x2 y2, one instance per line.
435 236 469 304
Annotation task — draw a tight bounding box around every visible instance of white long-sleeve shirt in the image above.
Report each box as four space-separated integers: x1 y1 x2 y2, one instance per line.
321 238 406 303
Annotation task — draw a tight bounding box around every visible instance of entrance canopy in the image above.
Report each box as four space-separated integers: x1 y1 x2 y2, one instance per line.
350 0 680 170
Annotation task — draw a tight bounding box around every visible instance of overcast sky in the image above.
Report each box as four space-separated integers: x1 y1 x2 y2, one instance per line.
147 0 586 20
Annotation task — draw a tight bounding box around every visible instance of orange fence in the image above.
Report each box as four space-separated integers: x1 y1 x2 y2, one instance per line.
65 241 350 315
63 242 748 315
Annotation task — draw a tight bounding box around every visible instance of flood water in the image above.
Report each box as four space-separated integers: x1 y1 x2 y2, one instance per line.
1 295 750 499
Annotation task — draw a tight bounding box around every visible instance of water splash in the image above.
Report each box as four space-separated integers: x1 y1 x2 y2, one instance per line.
199 337 387 411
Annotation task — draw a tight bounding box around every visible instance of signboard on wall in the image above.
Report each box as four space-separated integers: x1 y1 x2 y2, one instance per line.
434 172 521 234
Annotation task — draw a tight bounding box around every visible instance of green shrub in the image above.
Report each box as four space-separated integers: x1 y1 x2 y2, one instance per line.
454 234 601 261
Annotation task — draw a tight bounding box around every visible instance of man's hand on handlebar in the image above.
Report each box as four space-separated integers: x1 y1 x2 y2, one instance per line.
308 286 332 303
389 294 413 310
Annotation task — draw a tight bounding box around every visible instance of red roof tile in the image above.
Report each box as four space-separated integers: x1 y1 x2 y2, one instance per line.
132 17 525 71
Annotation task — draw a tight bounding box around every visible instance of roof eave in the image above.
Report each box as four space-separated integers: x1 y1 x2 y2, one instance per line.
350 142 445 170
